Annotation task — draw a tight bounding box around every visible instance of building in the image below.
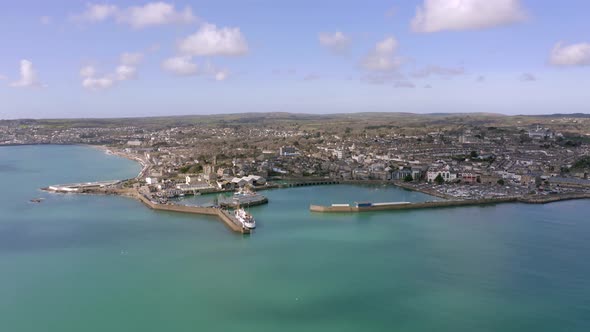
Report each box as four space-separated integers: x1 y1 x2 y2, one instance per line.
460 173 479 184
427 166 457 182
230 175 267 187
127 140 142 146
279 146 299 156
528 126 555 140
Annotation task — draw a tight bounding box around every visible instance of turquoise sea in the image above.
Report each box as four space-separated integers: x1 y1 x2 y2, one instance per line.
1 145 590 332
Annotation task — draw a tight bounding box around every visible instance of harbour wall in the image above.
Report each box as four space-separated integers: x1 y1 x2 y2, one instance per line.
310 193 590 213
136 193 249 234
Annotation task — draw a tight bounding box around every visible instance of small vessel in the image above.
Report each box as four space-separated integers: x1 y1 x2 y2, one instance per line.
234 207 256 229
30 198 44 203
234 187 256 197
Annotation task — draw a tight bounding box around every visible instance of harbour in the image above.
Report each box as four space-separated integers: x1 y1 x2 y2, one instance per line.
135 193 251 234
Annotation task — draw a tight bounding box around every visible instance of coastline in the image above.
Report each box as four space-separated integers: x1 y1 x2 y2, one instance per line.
34 145 590 218
84 144 148 179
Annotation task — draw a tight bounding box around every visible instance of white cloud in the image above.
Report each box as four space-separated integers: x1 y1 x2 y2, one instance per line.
550 42 590 67
161 56 231 81
10 60 44 88
214 69 229 81
118 2 196 29
73 3 119 22
411 0 527 33
412 65 465 78
80 52 141 90
162 56 199 76
120 52 144 66
72 2 196 28
203 62 230 81
82 77 115 90
80 65 97 78
0 74 7 80
178 23 248 56
376 37 397 53
318 31 350 54
115 65 137 80
519 72 536 81
361 36 402 72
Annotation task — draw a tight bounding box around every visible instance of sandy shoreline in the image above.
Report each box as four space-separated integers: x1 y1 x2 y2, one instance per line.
84 144 148 179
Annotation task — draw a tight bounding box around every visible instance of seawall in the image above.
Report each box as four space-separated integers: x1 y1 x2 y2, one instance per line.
136 193 249 234
310 193 590 213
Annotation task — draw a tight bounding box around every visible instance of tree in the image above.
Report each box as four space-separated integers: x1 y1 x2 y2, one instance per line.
434 174 445 185
403 174 413 182
497 179 505 186
470 150 479 159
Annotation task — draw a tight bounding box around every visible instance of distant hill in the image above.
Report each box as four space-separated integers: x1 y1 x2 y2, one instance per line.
524 113 590 118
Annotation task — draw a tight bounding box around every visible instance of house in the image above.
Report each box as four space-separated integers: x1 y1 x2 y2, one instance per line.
460 173 479 184
145 177 158 185
279 146 299 156
391 167 413 180
127 140 142 146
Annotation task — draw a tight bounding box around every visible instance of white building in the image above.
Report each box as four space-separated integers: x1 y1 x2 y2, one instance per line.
427 166 457 182
127 140 142 146
230 175 267 187
145 177 157 185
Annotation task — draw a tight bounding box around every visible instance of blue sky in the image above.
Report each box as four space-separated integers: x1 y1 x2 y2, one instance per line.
0 0 589 119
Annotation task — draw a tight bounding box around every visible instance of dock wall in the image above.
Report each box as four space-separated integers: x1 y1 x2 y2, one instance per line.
136 193 249 233
310 193 590 213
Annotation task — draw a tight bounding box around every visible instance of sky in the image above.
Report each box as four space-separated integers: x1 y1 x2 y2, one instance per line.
0 0 589 119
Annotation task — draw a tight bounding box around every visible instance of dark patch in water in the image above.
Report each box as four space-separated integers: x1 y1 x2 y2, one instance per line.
0 164 19 172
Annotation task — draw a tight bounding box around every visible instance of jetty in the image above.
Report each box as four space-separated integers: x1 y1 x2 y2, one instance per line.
273 180 341 188
136 192 251 234
310 193 590 213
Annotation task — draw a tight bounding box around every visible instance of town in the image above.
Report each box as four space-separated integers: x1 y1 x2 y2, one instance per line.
2 113 590 204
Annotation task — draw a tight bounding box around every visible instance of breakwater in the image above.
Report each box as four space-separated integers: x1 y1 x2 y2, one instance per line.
136 193 250 234
310 193 590 213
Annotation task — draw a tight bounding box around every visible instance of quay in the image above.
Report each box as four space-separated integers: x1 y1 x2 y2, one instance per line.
44 184 251 234
274 180 341 188
46 180 122 192
310 193 590 213
219 195 268 208
136 192 251 234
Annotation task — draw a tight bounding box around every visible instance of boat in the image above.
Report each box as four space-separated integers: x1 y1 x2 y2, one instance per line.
30 198 44 203
234 186 256 197
234 207 256 229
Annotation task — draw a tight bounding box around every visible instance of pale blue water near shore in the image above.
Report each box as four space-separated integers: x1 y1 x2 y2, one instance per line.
1 145 590 331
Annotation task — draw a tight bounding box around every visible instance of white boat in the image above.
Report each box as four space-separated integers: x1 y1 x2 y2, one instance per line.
234 187 256 197
234 207 256 229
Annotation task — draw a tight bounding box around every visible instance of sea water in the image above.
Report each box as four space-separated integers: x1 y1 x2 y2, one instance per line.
1 145 589 332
